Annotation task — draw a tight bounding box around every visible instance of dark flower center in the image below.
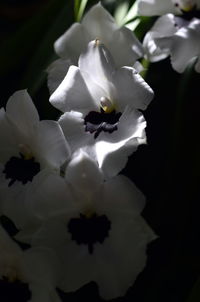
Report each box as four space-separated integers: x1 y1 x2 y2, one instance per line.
0 216 31 250
174 3 200 26
67 213 111 254
174 16 191 27
174 14 200 29
84 109 122 139
0 215 18 237
3 153 40 187
0 278 31 302
181 8 200 19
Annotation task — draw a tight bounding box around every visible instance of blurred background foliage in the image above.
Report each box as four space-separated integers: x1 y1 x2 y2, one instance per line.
0 0 200 301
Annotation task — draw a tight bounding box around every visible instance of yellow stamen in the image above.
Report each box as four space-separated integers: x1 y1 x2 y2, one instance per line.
100 96 115 113
95 38 100 46
19 144 33 160
180 0 195 11
182 4 195 11
2 263 22 283
84 209 95 218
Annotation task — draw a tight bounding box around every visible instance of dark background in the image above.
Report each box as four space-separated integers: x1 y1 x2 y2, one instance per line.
0 0 200 301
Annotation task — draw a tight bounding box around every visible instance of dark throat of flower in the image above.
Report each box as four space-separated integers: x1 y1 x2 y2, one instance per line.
67 213 111 254
174 3 200 21
84 109 122 139
0 215 31 250
3 153 40 187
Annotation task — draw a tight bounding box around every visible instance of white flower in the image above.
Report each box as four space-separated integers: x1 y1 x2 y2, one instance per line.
137 0 200 16
137 0 200 71
16 151 156 300
48 2 144 93
143 13 200 72
50 40 153 177
0 225 62 302
0 90 70 220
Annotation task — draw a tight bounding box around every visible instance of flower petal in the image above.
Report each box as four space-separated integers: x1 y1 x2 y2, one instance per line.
79 39 115 86
47 58 72 94
22 247 61 286
59 111 91 153
143 14 177 62
82 3 118 45
158 18 200 73
21 247 62 302
1 182 29 229
33 120 71 169
58 240 95 292
25 170 74 223
49 65 98 113
102 106 146 143
30 216 96 292
54 23 89 63
92 107 146 178
65 149 103 194
97 175 146 215
82 3 143 66
95 214 156 299
108 26 144 67
137 0 177 16
79 40 116 105
30 284 62 302
6 90 39 137
114 66 154 110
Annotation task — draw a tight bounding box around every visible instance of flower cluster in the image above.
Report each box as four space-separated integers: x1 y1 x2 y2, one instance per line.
138 0 200 72
0 3 161 302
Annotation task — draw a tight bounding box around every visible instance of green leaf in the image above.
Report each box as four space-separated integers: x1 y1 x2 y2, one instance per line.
114 1 129 25
120 0 138 25
75 0 88 22
134 16 156 40
125 18 140 31
139 58 150 79
74 0 81 20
